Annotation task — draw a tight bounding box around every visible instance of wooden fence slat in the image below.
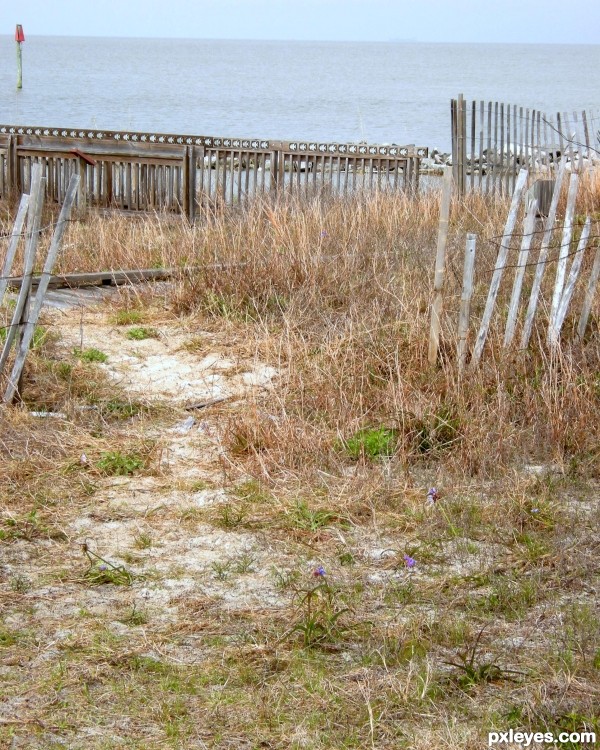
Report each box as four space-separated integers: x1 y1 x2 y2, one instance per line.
486 101 492 194
503 198 538 347
4 175 79 403
457 233 476 374
0 164 44 377
552 216 591 341
428 167 453 365
576 240 600 341
470 99 476 191
520 159 566 349
548 171 579 343
0 194 30 306
470 168 528 366
478 100 484 190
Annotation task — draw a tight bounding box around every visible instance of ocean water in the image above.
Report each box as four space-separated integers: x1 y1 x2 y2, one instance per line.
0 37 598 150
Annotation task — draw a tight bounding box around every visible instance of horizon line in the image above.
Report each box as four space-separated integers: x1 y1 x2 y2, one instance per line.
2 33 598 45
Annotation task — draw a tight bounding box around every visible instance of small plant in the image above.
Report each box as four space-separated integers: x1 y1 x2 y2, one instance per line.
272 567 301 591
343 427 398 460
215 502 247 529
113 309 144 325
9 574 32 593
211 561 230 581
126 326 159 341
281 580 365 649
120 604 149 626
73 347 108 363
232 553 255 575
413 405 461 455
289 499 337 531
82 543 133 586
133 532 153 550
96 451 144 476
100 399 142 419
444 627 522 687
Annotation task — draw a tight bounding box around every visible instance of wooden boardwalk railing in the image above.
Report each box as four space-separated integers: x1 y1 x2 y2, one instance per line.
451 95 600 195
0 125 428 219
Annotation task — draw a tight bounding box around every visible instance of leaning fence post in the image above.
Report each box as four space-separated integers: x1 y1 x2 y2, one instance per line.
0 193 30 306
520 159 566 349
470 168 528 366
503 199 538 347
548 172 579 345
4 174 80 403
551 216 591 343
457 233 476 375
0 164 44 378
428 167 453 365
576 241 600 341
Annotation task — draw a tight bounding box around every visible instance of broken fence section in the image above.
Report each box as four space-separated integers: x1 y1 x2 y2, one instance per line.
0 164 79 403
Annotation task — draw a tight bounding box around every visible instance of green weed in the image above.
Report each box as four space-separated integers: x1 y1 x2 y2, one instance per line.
343 427 398 460
126 326 159 341
96 451 144 476
73 347 108 363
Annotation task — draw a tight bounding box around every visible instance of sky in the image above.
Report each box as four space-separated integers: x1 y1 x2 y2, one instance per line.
9 0 600 43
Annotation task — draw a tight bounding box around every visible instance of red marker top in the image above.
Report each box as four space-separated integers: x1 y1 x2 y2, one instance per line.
15 25 25 43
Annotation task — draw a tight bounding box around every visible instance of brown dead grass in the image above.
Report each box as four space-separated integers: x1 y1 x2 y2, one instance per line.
0 180 599 749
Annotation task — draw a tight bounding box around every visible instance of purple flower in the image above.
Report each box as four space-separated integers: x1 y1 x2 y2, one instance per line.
98 564 108 571
313 566 326 577
427 487 439 504
403 554 416 569
320 230 328 238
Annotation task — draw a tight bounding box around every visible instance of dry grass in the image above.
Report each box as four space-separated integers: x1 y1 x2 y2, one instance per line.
0 182 599 749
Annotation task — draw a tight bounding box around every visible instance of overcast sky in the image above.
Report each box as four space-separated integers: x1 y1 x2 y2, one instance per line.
10 0 600 43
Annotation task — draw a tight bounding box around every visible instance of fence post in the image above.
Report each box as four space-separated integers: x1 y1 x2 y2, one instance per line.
182 146 189 218
520 159 566 349
270 150 279 196
457 233 477 375
188 146 196 223
0 163 44 378
428 167 453 365
457 94 467 196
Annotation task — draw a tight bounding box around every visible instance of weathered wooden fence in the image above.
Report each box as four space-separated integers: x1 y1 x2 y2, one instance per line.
429 163 600 369
0 125 428 219
0 163 79 403
451 94 600 195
